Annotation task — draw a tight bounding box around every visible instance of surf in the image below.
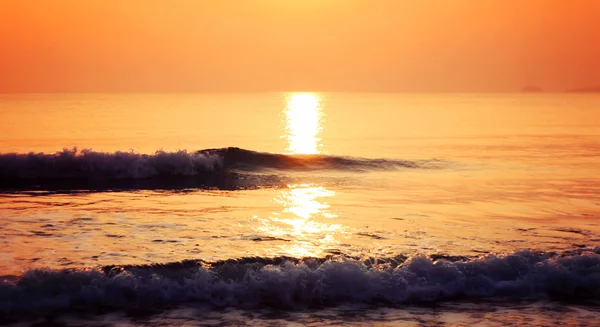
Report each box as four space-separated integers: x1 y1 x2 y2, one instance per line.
1 249 599 321
0 147 444 191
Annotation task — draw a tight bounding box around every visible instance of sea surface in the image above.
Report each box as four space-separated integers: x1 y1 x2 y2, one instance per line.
0 93 599 326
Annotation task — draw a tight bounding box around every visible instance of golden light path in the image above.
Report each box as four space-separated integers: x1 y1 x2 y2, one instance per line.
283 93 324 154
256 184 341 258
277 184 337 220
253 93 338 257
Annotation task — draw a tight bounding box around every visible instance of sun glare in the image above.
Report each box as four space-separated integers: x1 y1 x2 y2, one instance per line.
283 93 323 154
277 184 336 219
254 184 340 257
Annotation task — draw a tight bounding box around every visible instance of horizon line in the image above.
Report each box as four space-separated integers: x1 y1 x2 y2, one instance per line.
1 90 599 95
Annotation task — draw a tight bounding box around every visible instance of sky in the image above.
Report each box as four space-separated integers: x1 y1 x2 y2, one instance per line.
1 0 599 92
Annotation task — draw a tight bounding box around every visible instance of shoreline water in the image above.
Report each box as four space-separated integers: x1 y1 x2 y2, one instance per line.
1 93 599 325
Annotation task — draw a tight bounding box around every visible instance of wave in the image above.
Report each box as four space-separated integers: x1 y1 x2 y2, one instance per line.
198 147 441 171
1 250 599 320
0 147 442 191
0 148 224 191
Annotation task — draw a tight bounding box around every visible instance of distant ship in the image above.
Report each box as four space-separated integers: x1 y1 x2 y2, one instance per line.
521 86 543 93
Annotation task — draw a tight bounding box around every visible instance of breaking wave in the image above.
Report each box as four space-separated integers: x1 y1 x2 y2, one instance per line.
0 147 443 190
1 250 599 320
198 147 441 171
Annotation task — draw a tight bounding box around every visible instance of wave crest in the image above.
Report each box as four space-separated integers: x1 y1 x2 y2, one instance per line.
0 148 223 190
0 147 443 190
1 251 599 319
200 147 442 171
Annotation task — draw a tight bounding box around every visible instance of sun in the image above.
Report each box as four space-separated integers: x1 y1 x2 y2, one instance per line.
283 93 323 154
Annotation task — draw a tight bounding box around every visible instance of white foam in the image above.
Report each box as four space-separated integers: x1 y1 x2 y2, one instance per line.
0 148 223 181
1 251 598 319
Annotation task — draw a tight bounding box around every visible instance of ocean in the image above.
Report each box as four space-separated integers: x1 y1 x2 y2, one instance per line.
0 93 599 326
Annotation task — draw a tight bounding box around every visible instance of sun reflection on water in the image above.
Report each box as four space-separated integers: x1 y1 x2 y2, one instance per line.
256 184 341 257
276 184 336 219
255 93 336 257
283 93 324 154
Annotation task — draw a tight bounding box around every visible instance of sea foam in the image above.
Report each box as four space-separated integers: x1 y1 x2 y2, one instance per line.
1 250 598 320
0 147 443 190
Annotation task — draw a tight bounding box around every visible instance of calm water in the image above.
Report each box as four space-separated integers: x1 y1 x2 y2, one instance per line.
1 93 599 326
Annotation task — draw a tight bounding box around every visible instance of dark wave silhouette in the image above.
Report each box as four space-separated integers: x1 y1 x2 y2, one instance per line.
1 250 598 321
0 147 444 191
0 148 225 191
198 147 441 171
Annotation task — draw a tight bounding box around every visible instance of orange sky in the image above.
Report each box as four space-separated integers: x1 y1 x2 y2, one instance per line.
1 0 599 92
